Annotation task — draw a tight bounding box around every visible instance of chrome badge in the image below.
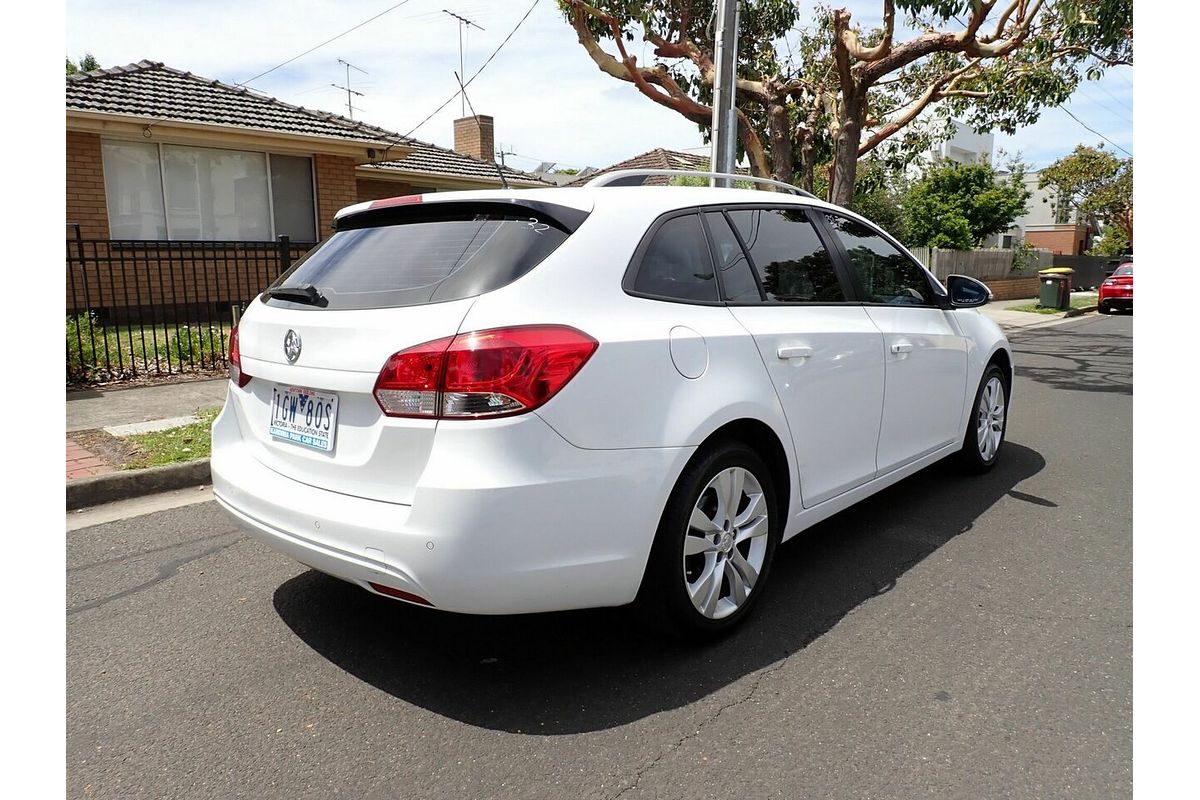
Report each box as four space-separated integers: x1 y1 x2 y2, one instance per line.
284 330 302 364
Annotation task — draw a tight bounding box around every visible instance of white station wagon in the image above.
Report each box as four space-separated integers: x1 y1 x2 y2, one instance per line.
212 170 1012 637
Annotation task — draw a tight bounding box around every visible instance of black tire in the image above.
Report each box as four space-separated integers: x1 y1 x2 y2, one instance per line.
1097 303 1111 314
636 441 780 639
958 364 1009 474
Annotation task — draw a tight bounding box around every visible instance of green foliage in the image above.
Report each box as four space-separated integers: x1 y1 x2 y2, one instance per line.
903 161 1030 250
67 314 231 384
66 53 99 74
557 2 1131 203
1088 225 1130 257
1010 239 1039 273
1039 144 1132 244
124 407 222 469
170 324 224 367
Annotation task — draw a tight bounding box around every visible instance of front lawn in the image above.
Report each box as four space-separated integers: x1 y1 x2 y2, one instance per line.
123 406 222 469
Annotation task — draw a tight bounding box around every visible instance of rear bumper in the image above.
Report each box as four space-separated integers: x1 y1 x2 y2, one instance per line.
1099 294 1132 310
211 397 694 614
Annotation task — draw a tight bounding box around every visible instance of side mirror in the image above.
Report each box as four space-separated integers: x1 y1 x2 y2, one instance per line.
946 275 992 308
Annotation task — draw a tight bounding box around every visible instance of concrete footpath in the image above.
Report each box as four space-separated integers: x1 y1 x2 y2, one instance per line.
64 296 1098 508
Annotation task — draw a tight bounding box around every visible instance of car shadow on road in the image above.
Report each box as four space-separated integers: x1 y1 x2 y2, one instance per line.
273 443 1045 735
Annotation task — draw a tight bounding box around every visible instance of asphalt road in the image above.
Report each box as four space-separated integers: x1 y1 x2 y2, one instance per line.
67 313 1132 800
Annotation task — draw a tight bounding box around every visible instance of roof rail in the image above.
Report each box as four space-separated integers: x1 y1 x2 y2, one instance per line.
583 169 818 199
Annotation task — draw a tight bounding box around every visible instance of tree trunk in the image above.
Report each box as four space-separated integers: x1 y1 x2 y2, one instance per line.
767 97 794 185
829 90 867 207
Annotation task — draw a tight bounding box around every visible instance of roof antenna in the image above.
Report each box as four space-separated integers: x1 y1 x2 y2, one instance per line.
455 70 510 190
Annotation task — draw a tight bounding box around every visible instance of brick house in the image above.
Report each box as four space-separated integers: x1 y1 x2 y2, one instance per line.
67 60 545 244
65 61 546 351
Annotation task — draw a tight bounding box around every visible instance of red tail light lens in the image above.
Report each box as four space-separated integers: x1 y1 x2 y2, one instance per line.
373 326 597 419
229 325 250 388
373 336 454 417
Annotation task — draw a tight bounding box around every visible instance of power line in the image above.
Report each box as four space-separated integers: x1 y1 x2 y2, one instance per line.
389 0 540 146
1074 83 1132 126
1059 105 1133 157
236 0 415 87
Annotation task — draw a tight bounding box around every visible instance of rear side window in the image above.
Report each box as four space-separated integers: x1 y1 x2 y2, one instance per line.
1113 264 1132 276
823 214 933 305
631 214 718 302
704 212 762 302
727 208 845 303
266 210 570 309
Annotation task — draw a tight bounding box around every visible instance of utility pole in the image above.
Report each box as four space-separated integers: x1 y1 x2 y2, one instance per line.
443 10 485 117
710 0 740 187
332 58 367 119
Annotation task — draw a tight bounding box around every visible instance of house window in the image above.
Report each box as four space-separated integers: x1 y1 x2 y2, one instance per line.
101 141 317 242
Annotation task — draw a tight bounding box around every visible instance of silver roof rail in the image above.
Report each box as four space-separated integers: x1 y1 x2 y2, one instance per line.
583 169 818 199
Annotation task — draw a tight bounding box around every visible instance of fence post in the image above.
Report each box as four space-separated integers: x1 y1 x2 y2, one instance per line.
277 235 292 278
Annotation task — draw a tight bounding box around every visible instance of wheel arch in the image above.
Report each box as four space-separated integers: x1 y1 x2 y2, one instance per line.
691 417 793 523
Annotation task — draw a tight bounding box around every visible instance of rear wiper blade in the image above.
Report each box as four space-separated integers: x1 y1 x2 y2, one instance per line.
265 284 327 306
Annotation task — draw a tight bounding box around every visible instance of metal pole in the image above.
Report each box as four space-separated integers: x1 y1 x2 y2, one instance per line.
710 0 740 187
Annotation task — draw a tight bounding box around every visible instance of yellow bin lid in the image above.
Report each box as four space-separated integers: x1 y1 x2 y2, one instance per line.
1038 267 1076 275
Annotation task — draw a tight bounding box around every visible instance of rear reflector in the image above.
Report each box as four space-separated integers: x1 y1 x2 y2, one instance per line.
373 325 597 419
367 581 433 606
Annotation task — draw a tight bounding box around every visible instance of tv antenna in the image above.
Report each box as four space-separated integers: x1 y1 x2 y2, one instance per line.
443 9 485 116
332 58 367 119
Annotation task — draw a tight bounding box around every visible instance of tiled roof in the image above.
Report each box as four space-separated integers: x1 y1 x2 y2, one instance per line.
67 60 550 187
363 142 548 186
566 148 746 186
66 60 402 143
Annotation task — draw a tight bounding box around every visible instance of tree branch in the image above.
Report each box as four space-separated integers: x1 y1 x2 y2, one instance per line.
838 1 895 62
858 58 982 155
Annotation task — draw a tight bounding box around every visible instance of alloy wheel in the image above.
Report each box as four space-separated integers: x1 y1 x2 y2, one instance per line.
976 376 1006 462
682 467 770 620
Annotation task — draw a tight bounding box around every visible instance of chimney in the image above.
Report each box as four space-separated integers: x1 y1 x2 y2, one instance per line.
453 114 495 163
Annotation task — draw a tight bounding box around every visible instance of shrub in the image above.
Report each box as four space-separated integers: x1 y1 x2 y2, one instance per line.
170 325 225 368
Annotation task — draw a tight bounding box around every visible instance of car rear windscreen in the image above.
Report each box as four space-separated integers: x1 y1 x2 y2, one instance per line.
264 209 572 309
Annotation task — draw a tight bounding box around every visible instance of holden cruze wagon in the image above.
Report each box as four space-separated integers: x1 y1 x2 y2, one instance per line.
211 171 1012 637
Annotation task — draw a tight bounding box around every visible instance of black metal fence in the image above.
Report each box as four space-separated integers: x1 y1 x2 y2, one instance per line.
66 225 313 384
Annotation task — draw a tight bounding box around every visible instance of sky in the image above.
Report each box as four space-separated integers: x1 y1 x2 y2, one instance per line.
65 0 1133 174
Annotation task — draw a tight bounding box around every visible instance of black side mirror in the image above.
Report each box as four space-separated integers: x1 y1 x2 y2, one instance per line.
946 275 992 308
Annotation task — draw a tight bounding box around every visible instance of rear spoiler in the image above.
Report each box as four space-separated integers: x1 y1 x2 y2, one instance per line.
334 196 591 234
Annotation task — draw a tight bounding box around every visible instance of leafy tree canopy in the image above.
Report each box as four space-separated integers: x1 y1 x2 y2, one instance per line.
66 53 100 75
1039 144 1132 245
557 1 1132 205
903 160 1030 249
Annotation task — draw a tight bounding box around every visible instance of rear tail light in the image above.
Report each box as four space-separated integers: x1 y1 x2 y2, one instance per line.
373 325 598 419
229 325 250 388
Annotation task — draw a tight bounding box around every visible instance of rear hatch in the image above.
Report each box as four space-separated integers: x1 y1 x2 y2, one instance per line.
231 195 589 504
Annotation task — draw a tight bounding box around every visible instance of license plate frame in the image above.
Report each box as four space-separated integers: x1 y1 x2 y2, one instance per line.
269 384 339 452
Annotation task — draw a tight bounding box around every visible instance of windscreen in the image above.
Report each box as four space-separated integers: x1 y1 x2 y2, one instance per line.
265 210 571 309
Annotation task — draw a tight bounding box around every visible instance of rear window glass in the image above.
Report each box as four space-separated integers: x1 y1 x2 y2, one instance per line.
1113 264 1132 276
631 214 718 302
265 211 570 309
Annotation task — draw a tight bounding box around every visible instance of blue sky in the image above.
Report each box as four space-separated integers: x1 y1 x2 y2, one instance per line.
65 0 1133 173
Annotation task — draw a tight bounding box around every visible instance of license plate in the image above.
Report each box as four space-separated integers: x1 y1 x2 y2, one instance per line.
270 385 338 452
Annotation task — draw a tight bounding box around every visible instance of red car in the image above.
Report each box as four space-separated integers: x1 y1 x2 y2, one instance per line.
1098 262 1132 314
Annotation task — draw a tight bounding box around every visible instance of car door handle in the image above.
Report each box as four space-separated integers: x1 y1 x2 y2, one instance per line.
777 346 814 360
890 342 914 354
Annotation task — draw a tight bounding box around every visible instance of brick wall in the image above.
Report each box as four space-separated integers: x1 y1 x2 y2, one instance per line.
981 276 1040 301
356 178 415 202
1026 227 1086 256
313 154 359 237
67 131 110 239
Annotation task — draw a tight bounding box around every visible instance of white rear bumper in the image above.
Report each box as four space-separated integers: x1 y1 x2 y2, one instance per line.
211 398 693 614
